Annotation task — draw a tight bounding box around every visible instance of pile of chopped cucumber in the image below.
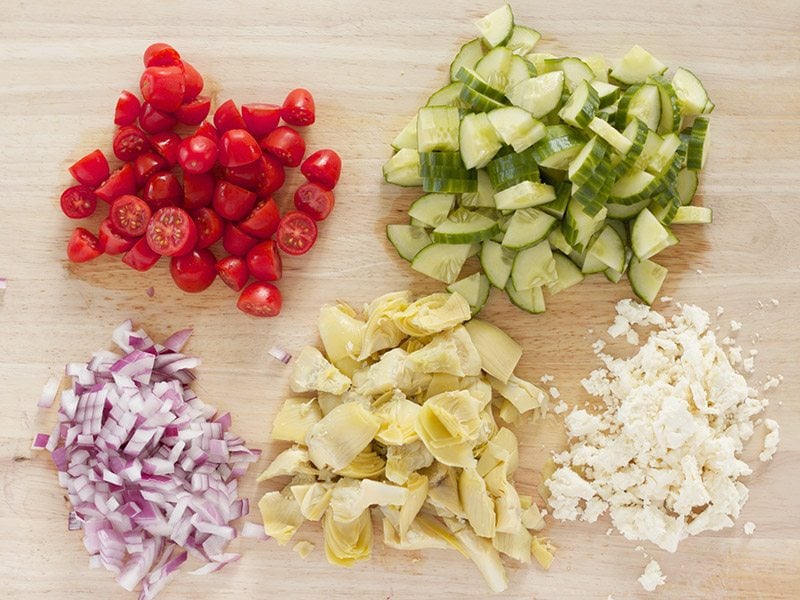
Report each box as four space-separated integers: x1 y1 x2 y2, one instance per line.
383 4 713 314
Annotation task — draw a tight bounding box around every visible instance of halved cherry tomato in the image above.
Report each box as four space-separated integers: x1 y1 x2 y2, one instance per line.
111 195 152 237
149 131 181 166
138 102 178 133
170 248 217 293
69 149 110 187
192 207 224 249
246 240 282 282
276 211 317 256
301 149 341 190
216 256 249 291
222 222 259 257
242 103 281 137
176 96 211 126
237 282 282 317
218 129 261 168
95 163 137 203
98 219 135 255
213 180 257 221
239 197 280 238
143 172 183 209
213 99 247 133
60 185 97 219
113 126 150 161
143 43 181 67
67 227 102 263
146 207 197 256
281 88 315 126
114 90 141 126
133 152 168 185
294 182 335 221
178 135 218 174
181 61 204 102
123 236 161 271
257 154 286 197
195 121 218 142
183 172 215 210
140 66 185 112
261 126 305 167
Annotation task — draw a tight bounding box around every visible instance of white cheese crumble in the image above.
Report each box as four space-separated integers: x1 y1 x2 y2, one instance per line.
730 320 742 332
770 298 779 306
759 419 780 462
553 400 568 415
763 376 781 391
540 373 555 384
716 306 725 317
639 560 666 592
743 521 756 535
549 386 561 399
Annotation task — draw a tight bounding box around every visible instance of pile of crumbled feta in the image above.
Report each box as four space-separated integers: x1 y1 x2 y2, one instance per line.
547 300 780 555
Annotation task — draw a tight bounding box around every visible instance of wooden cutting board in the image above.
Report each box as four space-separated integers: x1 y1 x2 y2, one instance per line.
1 1 798 598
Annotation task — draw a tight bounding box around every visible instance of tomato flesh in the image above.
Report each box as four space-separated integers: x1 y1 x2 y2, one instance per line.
98 219 135 255
134 152 168 185
294 182 335 221
67 227 102 263
281 88 315 127
138 101 178 133
246 240 282 282
192 207 224 249
123 236 161 271
115 90 141 126
239 197 280 238
242 103 281 137
213 180 257 221
182 172 215 210
176 96 211 126
113 126 150 161
222 222 259 257
95 163 137 203
170 249 217 293
216 256 249 291
148 131 181 166
143 43 181 67
178 135 218 174
69 149 110 187
237 282 282 317
261 126 305 167
146 207 197 256
111 195 152 237
218 129 261 168
143 172 183 210
301 149 341 190
213 99 247 133
258 154 286 197
277 210 318 256
60 185 98 219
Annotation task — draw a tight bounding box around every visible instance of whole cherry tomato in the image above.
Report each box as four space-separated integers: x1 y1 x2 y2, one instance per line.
178 135 218 174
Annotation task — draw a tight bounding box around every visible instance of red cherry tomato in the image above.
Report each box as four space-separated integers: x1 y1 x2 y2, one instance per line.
143 172 183 209
95 163 137 203
218 129 261 168
213 180 257 221
195 121 218 143
181 61 204 102
216 256 249 291
213 99 247 133
261 126 305 167
67 227 102 263
241 103 281 137
114 90 141 126
294 182 335 221
60 185 98 219
149 131 181 166
281 88 316 126
178 135 218 175
133 152 168 185
69 149 110 187
140 66 185 112
143 43 181 67
237 282 282 317
246 240 282 282
170 248 217 293
301 149 341 190
239 197 280 238
98 219 135 255
258 154 286 197
113 126 150 161
223 155 264 191
276 210 318 256
176 96 211 126
138 102 178 133
146 207 197 256
192 207 224 249
123 236 161 271
110 195 152 237
183 172 215 210
222 222 259 257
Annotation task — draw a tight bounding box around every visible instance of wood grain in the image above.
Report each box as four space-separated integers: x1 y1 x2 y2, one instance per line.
1 1 798 598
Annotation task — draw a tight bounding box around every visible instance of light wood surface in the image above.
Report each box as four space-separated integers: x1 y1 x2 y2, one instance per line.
1 1 798 598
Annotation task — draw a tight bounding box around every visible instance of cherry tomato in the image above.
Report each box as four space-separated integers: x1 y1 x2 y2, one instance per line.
246 240 282 282
218 129 261 168
192 207 224 249
140 66 185 112
213 180 257 221
301 149 341 190
178 135 218 174
110 195 152 237
95 163 137 203
242 103 281 137
257 154 286 197
237 282 282 317
261 126 305 167
216 256 249 291
98 219 135 255
170 248 217 293
149 131 181 166
60 185 97 219
69 149 110 187
133 152 168 185
294 182 335 221
67 227 102 263
114 90 141 126
176 96 211 126
239 197 280 238
143 43 181 67
195 121 218 142
183 172 215 210
213 99 247 133
181 61 204 102
281 88 315 126
222 222 259 257
276 210 318 256
123 236 161 271
223 155 264 191
146 207 197 256
138 102 178 133
113 125 150 161
143 172 183 209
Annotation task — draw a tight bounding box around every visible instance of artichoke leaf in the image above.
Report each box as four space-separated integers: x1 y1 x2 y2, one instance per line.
290 346 351 395
271 397 323 444
258 491 304 545
257 446 317 482
306 402 381 471
323 507 373 567
394 292 472 337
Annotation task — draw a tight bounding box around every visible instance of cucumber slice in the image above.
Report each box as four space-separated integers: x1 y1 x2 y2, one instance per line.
480 240 515 288
502 208 557 249
613 118 649 176
447 272 491 314
584 54 610 83
460 169 496 208
558 80 600 128
532 125 588 169
408 193 456 227
391 114 418 150
568 136 608 186
431 208 500 244
455 67 507 102
494 180 556 210
610 169 658 205
649 192 680 225
634 129 664 170
590 80 620 108
506 25 541 56
526 52 557 74
475 46 514 91
631 207 675 260
646 132 681 176
562 198 607 251
506 55 538 93
544 57 595 92
419 163 473 179
427 82 467 108
511 240 557 290
540 181 570 219
672 205 712 225
505 283 545 314
588 117 632 154
648 75 682 134
507 71 565 119
422 177 478 194
383 148 423 187
575 243 607 274
686 117 710 170
610 45 667 85
547 251 585 294
606 197 650 220
411 243 472 284
487 106 546 153
586 224 625 272
548 227 573 255
628 256 668 305
616 84 661 131
671 67 712 117
475 4 514 48
450 39 485 83
419 151 463 167
459 84 508 113
459 112 503 170
675 168 698 205
486 147 539 190
386 224 432 261
417 106 461 152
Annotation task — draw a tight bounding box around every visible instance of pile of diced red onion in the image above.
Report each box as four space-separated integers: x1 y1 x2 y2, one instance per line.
33 321 260 599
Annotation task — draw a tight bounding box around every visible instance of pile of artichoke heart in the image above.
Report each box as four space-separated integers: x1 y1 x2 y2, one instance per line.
258 291 553 593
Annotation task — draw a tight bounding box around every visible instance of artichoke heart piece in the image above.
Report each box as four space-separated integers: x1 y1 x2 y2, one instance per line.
399 473 429 538
415 390 483 468
407 326 482 377
477 427 520 478
425 373 463 399
317 392 343 416
497 398 521 424
257 446 317 482
352 348 430 397
445 518 509 593
458 468 497 538
291 482 334 521
425 466 465 519
394 292 472 337
258 491 305 545
521 502 546 531
464 319 522 383
271 397 323 444
375 396 422 447
290 346 352 395
531 536 555 570
306 401 381 471
489 373 548 415
493 523 532 563
330 478 409 524
293 540 315 559
334 447 386 480
318 303 365 377
323 507 373 567
487 473 523 534
383 508 463 554
358 291 411 360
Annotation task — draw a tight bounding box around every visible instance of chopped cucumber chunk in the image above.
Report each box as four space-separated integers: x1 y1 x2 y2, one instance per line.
506 25 541 56
459 112 503 169
475 4 515 49
383 148 423 187
386 224 432 262
507 71 565 118
494 180 556 210
417 106 460 152
408 193 456 227
447 272 491 315
450 39 485 82
431 208 500 244
672 205 712 225
480 240 515 288
411 243 473 284
506 283 545 313
628 256 668 305
611 45 667 85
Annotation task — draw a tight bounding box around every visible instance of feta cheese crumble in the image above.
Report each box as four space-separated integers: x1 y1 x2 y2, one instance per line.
639 559 666 592
743 521 756 536
759 419 780 462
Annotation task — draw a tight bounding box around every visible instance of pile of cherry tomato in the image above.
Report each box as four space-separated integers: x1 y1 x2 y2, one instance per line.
61 43 341 317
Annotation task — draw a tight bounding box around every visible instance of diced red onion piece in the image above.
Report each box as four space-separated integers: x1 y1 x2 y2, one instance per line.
145 287 155 298
32 433 50 450
162 329 193 353
268 346 292 364
39 376 60 408
68 511 84 531
240 521 268 540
